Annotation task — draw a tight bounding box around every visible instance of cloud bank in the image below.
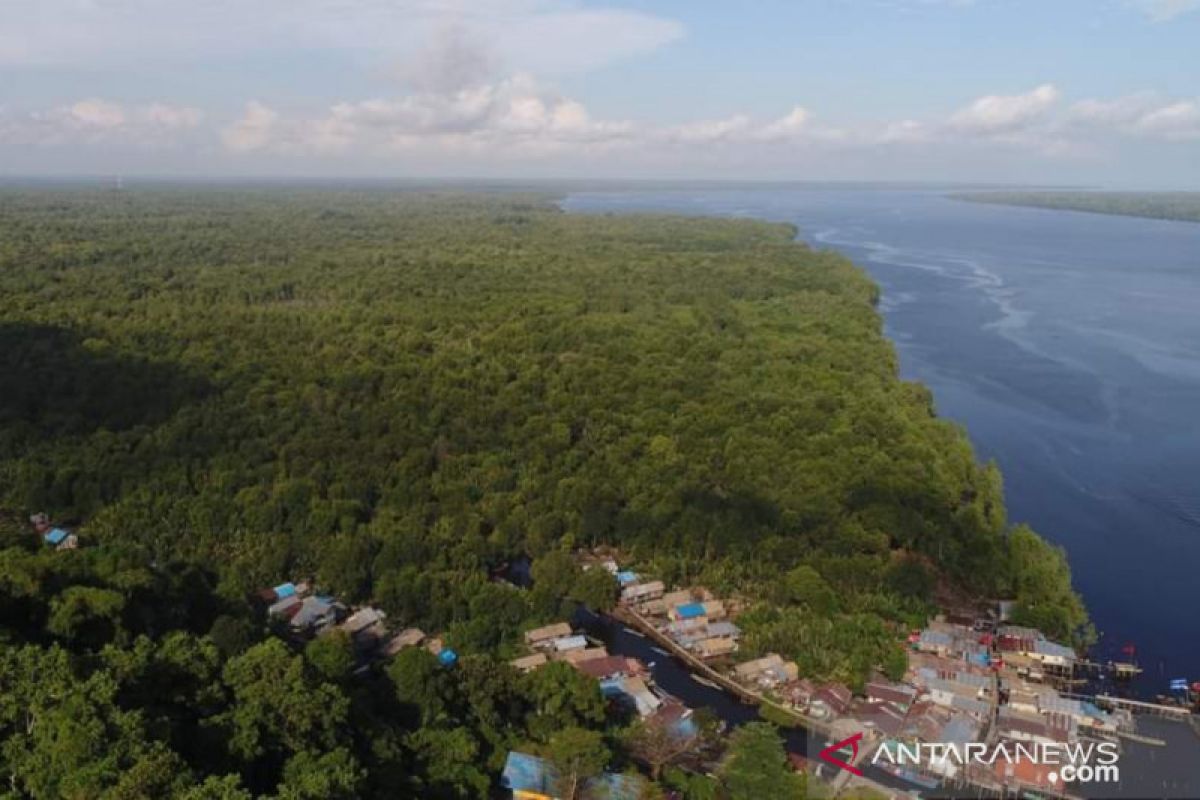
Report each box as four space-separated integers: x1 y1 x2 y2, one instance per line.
4 76 1197 177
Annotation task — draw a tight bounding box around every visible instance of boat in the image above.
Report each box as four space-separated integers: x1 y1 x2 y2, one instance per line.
878 763 940 790
691 675 721 689
1109 661 1143 679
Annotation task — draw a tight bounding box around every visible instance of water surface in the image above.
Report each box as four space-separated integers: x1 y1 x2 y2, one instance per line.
564 189 1200 695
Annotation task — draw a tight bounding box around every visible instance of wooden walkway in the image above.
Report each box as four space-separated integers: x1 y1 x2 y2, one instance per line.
611 605 834 737
1095 694 1191 718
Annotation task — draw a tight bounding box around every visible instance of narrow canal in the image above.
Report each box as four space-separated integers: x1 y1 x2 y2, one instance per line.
576 608 931 797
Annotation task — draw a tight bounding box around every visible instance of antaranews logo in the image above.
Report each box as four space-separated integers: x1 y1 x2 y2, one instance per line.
871 740 1120 785
818 733 864 776
815 733 1121 788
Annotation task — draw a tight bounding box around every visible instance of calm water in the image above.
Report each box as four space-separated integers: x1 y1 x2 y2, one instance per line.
564 189 1200 695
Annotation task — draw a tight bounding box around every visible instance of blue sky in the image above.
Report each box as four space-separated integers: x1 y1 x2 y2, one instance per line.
1 0 1197 185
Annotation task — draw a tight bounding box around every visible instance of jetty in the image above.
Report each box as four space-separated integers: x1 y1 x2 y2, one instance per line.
611 605 832 735
1094 694 1191 718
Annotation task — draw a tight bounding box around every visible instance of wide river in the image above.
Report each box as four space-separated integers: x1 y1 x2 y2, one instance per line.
563 189 1200 696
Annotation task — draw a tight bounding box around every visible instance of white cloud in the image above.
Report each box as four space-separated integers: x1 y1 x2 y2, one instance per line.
0 0 684 74
67 99 126 129
1135 101 1200 139
206 79 1200 164
1067 93 1200 141
662 107 816 146
140 103 205 130
949 84 1061 135
1128 0 1200 21
0 99 203 146
667 115 752 144
4 81 1197 176
221 74 636 157
221 102 280 153
758 107 811 141
877 119 930 144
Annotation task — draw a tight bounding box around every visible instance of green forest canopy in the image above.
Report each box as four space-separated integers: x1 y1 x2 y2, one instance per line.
0 188 1090 797
955 190 1200 223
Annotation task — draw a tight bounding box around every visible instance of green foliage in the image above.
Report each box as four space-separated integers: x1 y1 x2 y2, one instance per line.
883 556 934 602
737 604 907 690
180 775 255 800
958 191 1200 223
541 727 611 800
758 702 803 728
46 585 126 647
304 629 356 682
522 661 607 741
274 748 365 800
663 766 722 800
387 647 451 727
216 639 351 762
572 567 619 612
718 722 806 800
0 189 1035 618
1007 525 1094 647
0 188 1091 796
779 565 838 614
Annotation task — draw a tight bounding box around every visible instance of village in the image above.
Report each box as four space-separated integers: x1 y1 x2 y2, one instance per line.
491 554 1159 799
24 515 1186 800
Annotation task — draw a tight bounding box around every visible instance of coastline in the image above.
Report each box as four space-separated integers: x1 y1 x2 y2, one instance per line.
562 187 1200 699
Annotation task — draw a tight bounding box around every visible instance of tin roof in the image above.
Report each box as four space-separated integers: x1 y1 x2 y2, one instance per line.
674 602 706 619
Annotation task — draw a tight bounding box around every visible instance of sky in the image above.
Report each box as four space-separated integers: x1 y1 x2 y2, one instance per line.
1 0 1198 185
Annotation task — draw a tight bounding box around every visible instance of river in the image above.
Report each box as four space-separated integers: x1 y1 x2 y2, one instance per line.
574 607 928 796
563 189 1200 697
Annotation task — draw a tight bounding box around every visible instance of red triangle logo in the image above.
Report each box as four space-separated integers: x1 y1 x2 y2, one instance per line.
819 732 864 776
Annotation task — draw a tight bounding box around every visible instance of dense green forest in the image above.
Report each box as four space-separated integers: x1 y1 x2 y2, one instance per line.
0 188 1088 797
956 190 1200 223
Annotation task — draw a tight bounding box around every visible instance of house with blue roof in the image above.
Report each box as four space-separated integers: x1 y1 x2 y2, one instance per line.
42 527 78 550
501 751 646 800
669 602 706 621
502 751 559 799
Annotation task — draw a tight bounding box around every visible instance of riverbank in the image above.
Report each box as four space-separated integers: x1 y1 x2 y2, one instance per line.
954 191 1200 224
563 188 1200 699
585 555 1200 799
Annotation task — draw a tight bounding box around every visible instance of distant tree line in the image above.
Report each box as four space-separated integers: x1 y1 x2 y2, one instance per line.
956 190 1200 223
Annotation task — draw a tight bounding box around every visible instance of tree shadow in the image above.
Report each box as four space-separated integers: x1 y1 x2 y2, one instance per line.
0 323 211 455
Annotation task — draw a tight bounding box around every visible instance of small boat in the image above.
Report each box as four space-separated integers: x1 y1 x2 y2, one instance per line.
1109 661 1143 679
651 646 669 656
692 675 721 689
879 763 940 790
624 628 646 638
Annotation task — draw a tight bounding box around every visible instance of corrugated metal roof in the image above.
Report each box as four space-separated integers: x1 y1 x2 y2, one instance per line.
705 621 741 638
1033 639 1076 659
674 603 706 619
501 751 555 794
552 635 588 651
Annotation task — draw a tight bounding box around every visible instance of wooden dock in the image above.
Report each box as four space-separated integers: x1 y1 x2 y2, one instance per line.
611 605 833 737
1094 694 1191 718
